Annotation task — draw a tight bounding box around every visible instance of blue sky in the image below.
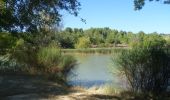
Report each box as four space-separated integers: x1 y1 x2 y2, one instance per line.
62 0 170 33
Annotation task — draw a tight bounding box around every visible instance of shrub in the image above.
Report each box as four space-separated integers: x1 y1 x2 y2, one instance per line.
114 47 170 93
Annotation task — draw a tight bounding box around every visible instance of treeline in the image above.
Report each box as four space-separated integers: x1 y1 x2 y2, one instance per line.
56 27 170 49
1 28 170 52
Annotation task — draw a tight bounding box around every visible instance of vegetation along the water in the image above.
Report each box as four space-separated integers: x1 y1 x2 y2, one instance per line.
0 0 170 99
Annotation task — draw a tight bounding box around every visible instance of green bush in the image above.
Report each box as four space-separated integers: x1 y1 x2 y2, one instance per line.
114 46 170 93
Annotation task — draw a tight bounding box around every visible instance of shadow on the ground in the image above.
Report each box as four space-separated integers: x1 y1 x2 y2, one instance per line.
0 75 72 99
1 75 170 100
90 94 121 100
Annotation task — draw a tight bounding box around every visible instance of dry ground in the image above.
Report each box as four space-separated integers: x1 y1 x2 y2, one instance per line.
0 75 120 100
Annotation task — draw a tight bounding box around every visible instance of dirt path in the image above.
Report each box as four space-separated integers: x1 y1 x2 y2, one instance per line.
0 75 120 100
6 88 120 100
53 87 119 100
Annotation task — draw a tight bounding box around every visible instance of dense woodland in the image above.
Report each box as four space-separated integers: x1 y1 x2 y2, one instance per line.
56 27 170 49
1 27 170 51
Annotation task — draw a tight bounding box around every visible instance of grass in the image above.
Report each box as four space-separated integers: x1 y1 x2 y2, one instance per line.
87 84 122 95
61 47 129 54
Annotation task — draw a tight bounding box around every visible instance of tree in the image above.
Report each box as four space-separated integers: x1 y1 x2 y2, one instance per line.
164 35 170 46
118 31 127 44
142 33 166 48
106 30 119 45
84 28 111 45
0 0 80 33
134 0 170 10
75 36 91 49
56 31 75 48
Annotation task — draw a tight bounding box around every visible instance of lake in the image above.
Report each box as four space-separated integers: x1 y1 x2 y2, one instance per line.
67 53 124 88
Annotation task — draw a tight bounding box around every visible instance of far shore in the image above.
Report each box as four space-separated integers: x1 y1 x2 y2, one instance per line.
61 47 129 54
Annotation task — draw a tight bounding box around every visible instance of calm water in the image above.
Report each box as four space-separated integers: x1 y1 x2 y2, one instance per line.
67 54 123 88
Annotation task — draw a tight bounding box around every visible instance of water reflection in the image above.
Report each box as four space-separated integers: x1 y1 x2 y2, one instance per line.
67 54 122 88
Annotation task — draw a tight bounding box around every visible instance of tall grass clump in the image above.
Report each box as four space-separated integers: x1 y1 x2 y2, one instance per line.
37 46 77 82
96 84 121 95
38 47 61 68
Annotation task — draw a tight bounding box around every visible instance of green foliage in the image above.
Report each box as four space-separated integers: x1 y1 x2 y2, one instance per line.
37 46 61 68
59 55 77 79
62 48 126 54
75 36 91 49
37 46 76 81
55 28 84 48
164 35 170 46
0 33 17 55
134 0 170 10
130 32 166 48
143 33 166 48
115 46 170 93
106 31 118 44
0 0 80 32
0 32 76 82
105 30 127 46
57 28 167 49
56 31 76 48
60 55 76 70
84 28 110 45
1 40 76 82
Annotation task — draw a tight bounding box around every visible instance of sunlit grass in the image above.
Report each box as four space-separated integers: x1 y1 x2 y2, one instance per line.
87 84 122 95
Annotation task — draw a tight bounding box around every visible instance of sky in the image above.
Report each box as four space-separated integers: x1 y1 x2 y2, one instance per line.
62 0 170 33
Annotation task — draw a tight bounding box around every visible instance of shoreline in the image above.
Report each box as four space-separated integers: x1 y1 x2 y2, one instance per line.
0 75 120 100
61 47 129 54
